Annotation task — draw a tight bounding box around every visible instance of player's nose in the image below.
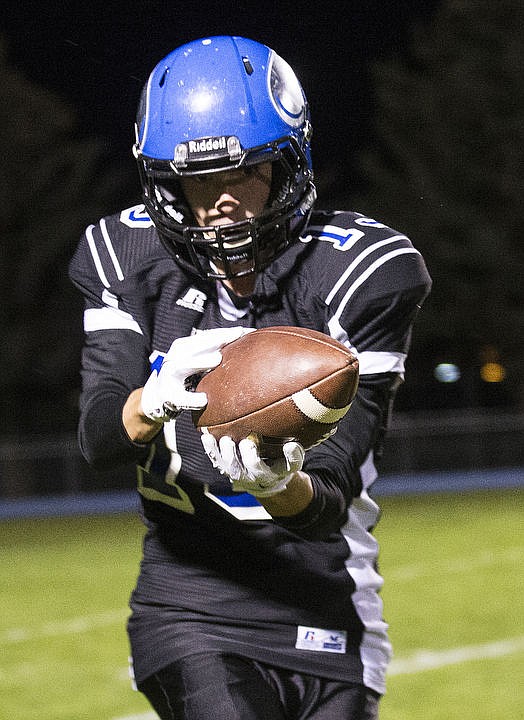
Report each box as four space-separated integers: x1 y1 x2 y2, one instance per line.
215 194 241 214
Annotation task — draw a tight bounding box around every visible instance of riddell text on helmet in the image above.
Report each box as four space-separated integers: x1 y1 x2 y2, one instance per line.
188 137 227 153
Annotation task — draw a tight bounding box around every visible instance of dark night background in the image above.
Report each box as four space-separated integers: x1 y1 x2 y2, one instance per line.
2 1 524 486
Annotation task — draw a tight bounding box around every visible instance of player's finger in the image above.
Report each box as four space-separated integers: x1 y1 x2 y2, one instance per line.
200 431 223 470
238 437 267 473
282 441 305 473
174 389 209 410
193 326 253 352
219 436 244 481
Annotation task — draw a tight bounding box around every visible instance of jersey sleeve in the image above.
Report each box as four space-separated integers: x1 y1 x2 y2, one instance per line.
275 215 431 538
69 216 153 470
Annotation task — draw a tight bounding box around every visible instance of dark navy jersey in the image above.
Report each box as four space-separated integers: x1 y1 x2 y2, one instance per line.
69 205 431 693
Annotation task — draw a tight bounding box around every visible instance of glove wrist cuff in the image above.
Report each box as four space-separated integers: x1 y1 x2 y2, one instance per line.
141 374 179 423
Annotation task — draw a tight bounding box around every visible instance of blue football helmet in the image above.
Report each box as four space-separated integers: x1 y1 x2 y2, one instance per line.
133 36 316 279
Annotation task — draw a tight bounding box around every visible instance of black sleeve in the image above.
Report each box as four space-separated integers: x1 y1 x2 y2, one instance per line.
78 326 152 470
275 248 431 539
68 218 158 471
274 373 398 540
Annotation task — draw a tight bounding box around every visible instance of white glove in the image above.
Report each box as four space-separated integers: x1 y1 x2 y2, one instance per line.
201 433 305 497
141 327 251 422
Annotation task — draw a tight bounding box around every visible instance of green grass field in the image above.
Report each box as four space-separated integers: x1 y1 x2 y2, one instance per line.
1 487 522 720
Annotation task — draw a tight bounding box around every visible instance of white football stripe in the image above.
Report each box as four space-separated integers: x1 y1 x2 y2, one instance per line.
291 389 351 424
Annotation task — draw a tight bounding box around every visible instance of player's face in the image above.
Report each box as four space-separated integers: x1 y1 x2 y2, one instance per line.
181 163 272 295
180 163 272 228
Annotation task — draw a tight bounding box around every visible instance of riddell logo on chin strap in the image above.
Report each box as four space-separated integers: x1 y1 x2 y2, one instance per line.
188 137 227 153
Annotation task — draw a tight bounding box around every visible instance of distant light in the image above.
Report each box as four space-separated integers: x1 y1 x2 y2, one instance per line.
480 362 506 383
434 363 461 383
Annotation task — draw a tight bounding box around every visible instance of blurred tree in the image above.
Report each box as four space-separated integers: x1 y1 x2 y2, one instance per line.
0 37 136 432
352 0 524 408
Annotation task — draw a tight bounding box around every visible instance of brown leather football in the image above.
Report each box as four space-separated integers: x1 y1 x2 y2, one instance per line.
192 326 359 458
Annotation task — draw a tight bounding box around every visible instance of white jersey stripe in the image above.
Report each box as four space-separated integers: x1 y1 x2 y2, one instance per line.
100 218 125 281
326 316 358 353
325 235 408 305
342 493 391 694
357 350 406 375
333 248 420 321
342 452 391 694
86 225 110 288
327 317 406 376
84 307 143 335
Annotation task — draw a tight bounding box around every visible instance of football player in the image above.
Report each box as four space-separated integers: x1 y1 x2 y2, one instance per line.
70 35 431 720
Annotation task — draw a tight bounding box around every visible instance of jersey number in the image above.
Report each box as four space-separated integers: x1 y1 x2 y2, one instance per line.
136 423 195 514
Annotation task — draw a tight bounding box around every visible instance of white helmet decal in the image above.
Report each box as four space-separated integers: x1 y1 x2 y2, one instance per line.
268 52 306 127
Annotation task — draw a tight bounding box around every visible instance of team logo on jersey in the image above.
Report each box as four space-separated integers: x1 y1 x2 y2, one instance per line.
176 288 207 313
172 136 242 168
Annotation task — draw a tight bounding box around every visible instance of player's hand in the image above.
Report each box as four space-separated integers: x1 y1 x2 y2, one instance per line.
141 327 251 422
201 434 305 497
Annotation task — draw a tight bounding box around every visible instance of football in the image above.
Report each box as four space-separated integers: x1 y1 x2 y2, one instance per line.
192 326 359 458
